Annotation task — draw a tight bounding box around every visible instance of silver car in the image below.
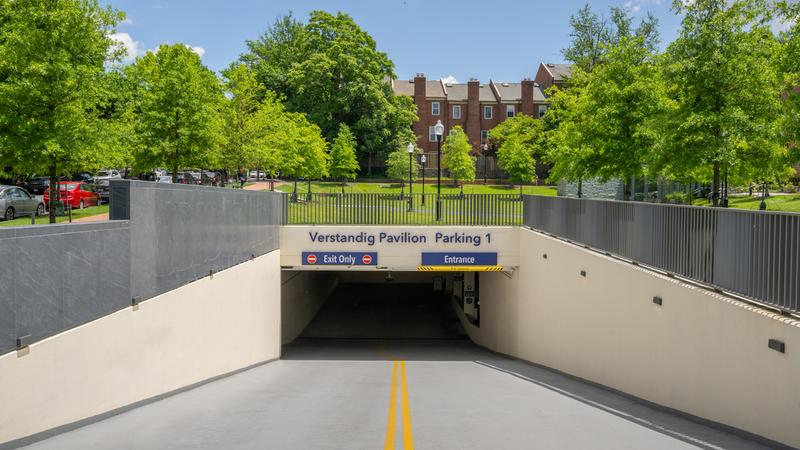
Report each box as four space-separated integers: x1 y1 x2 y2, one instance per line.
0 185 45 221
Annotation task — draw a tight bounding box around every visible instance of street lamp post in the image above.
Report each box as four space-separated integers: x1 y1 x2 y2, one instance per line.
434 120 444 221
420 154 426 205
482 143 488 185
407 143 414 212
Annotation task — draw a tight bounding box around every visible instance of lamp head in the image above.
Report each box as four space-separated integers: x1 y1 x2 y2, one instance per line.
434 120 444 137
407 142 414 153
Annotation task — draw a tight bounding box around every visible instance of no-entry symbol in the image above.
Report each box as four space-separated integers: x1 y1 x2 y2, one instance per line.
306 254 317 264
362 254 372 265
301 252 378 266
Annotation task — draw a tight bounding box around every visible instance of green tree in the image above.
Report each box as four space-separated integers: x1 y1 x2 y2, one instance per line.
221 63 265 184
778 1 800 172
544 73 593 195
329 123 359 192
243 11 417 174
496 137 537 194
0 0 124 222
279 112 329 197
127 44 226 182
563 3 659 72
441 126 476 194
386 145 420 197
563 35 667 198
651 0 785 206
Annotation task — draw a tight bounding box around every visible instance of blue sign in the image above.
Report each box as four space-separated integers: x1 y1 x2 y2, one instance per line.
303 251 378 266
421 252 498 266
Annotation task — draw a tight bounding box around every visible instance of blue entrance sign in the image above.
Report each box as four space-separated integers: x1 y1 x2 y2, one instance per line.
303 251 378 266
421 252 498 266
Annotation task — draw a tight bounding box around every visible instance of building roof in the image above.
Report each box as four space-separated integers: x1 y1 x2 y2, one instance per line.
544 63 572 81
391 78 550 103
390 79 446 98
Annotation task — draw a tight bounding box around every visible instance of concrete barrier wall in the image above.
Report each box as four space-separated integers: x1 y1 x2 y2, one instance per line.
458 227 800 448
0 221 131 354
0 250 282 447
281 271 339 344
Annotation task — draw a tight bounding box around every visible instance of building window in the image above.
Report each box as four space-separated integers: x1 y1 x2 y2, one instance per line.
538 105 548 118
452 105 461 119
483 105 492 119
480 130 489 144
506 105 515 118
432 101 440 116
429 126 436 142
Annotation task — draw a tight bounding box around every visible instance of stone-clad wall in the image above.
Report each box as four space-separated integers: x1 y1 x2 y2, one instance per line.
0 222 131 355
0 181 284 354
111 180 284 302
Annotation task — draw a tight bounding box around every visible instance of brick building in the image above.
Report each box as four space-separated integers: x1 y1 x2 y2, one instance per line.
391 63 570 178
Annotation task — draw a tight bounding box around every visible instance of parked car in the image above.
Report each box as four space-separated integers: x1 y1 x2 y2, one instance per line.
43 182 100 209
25 176 51 195
201 171 219 185
94 169 121 182
248 170 266 180
70 172 94 184
157 175 172 183
0 185 45 220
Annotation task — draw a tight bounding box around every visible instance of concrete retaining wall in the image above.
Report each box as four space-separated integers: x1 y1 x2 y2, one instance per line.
281 271 339 344
0 250 282 447
458 227 800 448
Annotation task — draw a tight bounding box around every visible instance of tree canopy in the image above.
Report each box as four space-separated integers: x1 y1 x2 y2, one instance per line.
442 126 476 190
650 0 786 205
329 123 360 183
242 11 417 173
127 44 226 181
0 0 124 221
562 3 660 72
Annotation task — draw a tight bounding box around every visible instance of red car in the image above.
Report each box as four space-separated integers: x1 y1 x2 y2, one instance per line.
43 182 100 209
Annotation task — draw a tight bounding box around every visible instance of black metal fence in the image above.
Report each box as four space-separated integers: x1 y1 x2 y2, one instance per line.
523 195 800 314
284 193 523 225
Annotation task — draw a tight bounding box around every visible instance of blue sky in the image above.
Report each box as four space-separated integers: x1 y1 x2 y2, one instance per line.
105 0 684 82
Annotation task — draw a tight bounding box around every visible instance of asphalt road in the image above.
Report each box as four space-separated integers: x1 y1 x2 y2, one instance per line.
19 283 774 450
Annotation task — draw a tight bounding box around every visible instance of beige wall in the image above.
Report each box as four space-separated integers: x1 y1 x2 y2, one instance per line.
281 271 339 344
280 226 519 271
458 228 800 448
0 250 282 446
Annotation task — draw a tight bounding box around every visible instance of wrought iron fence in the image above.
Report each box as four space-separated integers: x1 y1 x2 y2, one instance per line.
523 195 800 314
282 193 523 226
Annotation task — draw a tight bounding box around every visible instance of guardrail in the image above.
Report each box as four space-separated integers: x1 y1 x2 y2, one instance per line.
283 193 523 225
523 195 800 314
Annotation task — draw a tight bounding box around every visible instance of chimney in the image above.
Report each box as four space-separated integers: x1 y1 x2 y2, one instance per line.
466 78 481 150
521 78 534 116
413 73 427 147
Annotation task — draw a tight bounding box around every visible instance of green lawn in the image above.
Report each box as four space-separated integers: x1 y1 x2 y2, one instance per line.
692 194 800 213
0 204 109 227
276 181 557 196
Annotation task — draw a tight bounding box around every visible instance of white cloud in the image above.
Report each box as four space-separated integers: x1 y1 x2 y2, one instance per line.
624 0 665 14
187 45 205 58
441 75 459 84
110 32 144 62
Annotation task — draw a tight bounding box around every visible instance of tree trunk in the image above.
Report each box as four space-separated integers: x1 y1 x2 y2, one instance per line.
712 160 720 207
48 164 57 224
577 179 583 198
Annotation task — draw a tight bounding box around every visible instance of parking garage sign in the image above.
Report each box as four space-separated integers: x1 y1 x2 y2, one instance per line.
421 252 498 266
303 252 378 266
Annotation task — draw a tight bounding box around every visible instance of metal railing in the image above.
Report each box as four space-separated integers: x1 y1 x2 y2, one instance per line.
523 195 800 314
283 193 523 226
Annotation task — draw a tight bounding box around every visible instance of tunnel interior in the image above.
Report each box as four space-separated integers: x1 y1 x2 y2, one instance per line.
281 270 483 360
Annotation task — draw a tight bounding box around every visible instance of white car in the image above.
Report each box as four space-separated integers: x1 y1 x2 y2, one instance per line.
157 175 172 183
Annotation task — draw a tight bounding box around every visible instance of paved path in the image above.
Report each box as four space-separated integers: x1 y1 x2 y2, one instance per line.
19 284 774 450
71 212 109 223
